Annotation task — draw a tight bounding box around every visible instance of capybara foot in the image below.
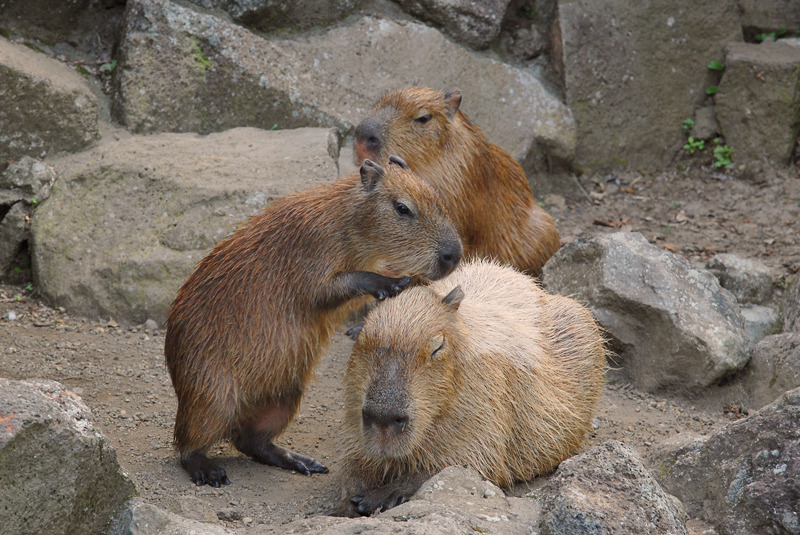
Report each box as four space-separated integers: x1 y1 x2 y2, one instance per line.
181 451 231 487
350 488 409 516
251 443 328 475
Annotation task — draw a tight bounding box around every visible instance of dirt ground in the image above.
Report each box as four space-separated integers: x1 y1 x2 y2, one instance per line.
1 160 799 530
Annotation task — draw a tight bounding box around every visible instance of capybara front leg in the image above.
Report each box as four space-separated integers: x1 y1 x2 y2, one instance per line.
232 402 328 475
326 271 411 306
181 450 231 487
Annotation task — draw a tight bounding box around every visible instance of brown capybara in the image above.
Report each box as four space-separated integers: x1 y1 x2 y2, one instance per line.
165 157 462 487
337 258 606 515
353 86 561 276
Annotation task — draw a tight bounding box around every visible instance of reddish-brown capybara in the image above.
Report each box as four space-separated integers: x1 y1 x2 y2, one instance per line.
337 259 606 515
165 157 462 487
354 86 561 276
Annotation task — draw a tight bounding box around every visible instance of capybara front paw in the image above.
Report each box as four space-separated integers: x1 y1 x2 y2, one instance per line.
374 276 411 300
351 489 409 516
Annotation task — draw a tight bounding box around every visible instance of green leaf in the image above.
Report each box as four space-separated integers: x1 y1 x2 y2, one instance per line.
706 85 718 95
707 60 724 71
100 59 117 73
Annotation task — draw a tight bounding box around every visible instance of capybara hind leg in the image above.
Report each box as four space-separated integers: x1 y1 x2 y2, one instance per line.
233 403 328 475
181 450 231 487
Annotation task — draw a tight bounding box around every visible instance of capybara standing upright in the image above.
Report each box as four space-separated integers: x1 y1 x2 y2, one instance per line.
165 157 462 487
337 259 606 515
354 86 561 275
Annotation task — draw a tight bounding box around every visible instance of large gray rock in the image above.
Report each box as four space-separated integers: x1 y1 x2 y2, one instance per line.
0 37 99 162
258 466 539 535
31 127 339 326
781 272 800 333
741 304 780 347
0 378 135 535
542 232 749 393
558 0 741 173
737 0 800 35
0 202 30 272
706 253 774 305
739 333 800 410
0 0 123 49
716 41 800 166
113 499 234 535
392 0 512 49
0 157 58 271
650 387 800 535
539 441 688 535
186 0 363 33
113 0 574 173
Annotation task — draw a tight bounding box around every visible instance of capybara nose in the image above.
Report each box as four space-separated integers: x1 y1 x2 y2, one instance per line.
438 240 462 276
354 121 383 155
362 408 409 434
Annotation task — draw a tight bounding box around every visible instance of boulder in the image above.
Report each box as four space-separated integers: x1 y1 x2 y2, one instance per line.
542 232 749 393
113 499 234 535
715 41 800 165
0 155 57 200
0 202 30 272
690 105 719 141
31 127 339 326
538 441 688 535
0 157 57 272
706 253 774 305
0 0 123 49
0 37 99 162
782 272 800 333
392 0 512 49
557 0 741 172
650 387 800 535
0 378 135 535
185 0 363 33
741 305 779 346
737 0 800 37
113 0 575 175
739 333 800 410
259 466 539 535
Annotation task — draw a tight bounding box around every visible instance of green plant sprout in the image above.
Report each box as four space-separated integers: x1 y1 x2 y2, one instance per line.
706 85 718 95
100 59 117 73
755 29 788 42
683 118 695 131
683 137 705 154
712 138 733 168
707 60 724 71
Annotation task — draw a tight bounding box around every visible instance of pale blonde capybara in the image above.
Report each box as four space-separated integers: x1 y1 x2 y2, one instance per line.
338 259 606 515
354 86 561 276
165 157 462 487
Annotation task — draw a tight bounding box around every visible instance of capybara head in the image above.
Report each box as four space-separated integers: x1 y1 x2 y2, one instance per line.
344 284 465 461
354 87 462 169
353 157 462 281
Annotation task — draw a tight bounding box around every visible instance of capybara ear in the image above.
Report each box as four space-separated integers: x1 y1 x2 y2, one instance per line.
360 159 385 192
444 89 462 118
345 325 363 341
442 285 464 311
388 155 409 169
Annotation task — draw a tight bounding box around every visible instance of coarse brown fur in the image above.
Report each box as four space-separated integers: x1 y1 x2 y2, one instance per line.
337 259 606 515
165 159 462 487
354 86 561 275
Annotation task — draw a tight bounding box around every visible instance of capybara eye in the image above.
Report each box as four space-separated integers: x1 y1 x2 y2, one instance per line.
394 201 412 217
430 335 446 359
414 114 432 124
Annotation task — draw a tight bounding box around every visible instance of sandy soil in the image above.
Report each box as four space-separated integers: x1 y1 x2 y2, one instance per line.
1 161 798 529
